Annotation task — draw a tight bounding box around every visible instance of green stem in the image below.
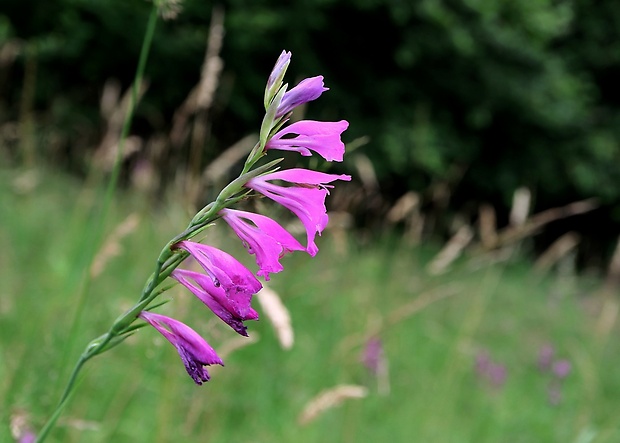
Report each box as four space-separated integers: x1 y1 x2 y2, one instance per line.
35 7 159 443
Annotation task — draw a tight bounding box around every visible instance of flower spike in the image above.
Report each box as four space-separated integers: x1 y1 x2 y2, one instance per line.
139 311 223 385
245 169 351 256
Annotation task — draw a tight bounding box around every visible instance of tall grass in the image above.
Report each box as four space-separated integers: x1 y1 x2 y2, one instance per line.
2 168 620 442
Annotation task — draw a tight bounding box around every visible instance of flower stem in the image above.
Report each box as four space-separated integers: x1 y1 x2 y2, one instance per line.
34 6 159 443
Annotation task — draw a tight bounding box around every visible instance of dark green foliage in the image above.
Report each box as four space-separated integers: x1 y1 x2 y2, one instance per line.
1 0 620 213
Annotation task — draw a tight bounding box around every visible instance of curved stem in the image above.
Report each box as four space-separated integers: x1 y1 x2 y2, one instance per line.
34 6 159 443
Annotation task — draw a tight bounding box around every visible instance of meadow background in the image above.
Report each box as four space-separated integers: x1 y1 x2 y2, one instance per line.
2 0 620 442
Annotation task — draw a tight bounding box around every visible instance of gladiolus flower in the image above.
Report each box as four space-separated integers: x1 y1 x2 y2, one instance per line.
139 311 223 385
276 76 328 117
266 120 348 162
172 268 259 336
175 241 262 319
245 169 351 256
265 50 292 105
220 208 305 280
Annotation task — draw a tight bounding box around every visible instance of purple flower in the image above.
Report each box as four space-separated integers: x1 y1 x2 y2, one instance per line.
174 241 262 319
172 268 258 336
266 120 349 162
538 344 555 372
475 350 507 389
362 338 384 375
139 311 223 385
220 208 305 280
18 432 36 443
276 76 328 117
245 169 351 256
552 359 571 379
266 50 291 93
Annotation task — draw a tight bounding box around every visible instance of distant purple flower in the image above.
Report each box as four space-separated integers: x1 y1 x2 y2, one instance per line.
487 363 507 388
220 208 305 280
266 120 349 162
18 432 36 443
174 241 262 319
475 350 507 389
547 381 563 406
267 50 291 93
362 337 384 375
245 169 351 256
139 311 223 385
538 344 555 372
172 268 258 336
276 76 328 117
475 351 491 375
552 359 571 379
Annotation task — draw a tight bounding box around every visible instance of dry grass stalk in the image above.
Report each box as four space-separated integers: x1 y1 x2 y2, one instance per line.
534 232 580 272
510 187 531 226
427 224 474 275
297 385 368 426
169 6 224 152
387 191 420 223
605 236 620 288
354 154 379 192
94 79 148 170
472 198 598 253
386 285 460 326
10 409 34 441
256 285 294 350
593 237 620 344
201 133 258 185
90 213 140 278
478 203 498 250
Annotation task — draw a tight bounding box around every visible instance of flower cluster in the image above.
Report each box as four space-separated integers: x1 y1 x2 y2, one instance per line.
141 50 351 384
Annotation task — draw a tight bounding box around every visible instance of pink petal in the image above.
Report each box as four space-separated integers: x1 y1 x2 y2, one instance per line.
245 169 351 255
139 311 223 384
172 269 258 336
266 120 348 162
276 76 328 117
221 208 305 280
175 241 262 318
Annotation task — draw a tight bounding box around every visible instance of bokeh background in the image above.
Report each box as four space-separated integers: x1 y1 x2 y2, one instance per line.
2 1 620 442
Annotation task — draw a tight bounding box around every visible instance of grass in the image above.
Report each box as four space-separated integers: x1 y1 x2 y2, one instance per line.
2 167 620 443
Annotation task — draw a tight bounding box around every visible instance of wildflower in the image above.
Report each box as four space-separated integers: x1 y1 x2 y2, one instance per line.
362 337 384 376
552 359 571 379
276 76 328 118
172 268 258 336
537 344 555 372
245 169 351 256
265 50 291 106
19 432 36 443
139 311 223 385
220 208 305 280
266 120 349 162
174 241 262 319
475 350 507 389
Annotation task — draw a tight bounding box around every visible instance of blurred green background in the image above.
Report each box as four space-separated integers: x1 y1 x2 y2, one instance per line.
2 0 620 441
